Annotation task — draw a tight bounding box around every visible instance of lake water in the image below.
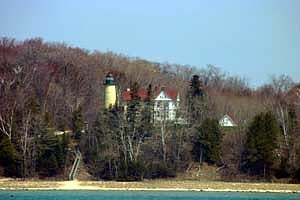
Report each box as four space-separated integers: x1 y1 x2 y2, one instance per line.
0 191 299 200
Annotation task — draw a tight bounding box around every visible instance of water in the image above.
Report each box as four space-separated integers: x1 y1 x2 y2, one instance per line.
0 191 299 200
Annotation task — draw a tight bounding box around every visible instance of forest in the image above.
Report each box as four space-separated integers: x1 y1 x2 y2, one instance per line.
0 37 299 182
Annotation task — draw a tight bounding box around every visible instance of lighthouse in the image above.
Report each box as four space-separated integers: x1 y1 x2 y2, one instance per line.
104 72 117 109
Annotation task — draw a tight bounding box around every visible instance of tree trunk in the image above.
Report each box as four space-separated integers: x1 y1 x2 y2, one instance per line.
120 127 128 163
0 108 14 143
127 135 134 161
199 147 203 164
161 123 166 162
21 111 31 179
278 105 289 146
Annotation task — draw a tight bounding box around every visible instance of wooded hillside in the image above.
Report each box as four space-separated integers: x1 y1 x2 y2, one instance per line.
0 38 299 182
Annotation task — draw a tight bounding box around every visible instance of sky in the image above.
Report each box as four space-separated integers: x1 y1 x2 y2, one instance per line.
0 0 299 87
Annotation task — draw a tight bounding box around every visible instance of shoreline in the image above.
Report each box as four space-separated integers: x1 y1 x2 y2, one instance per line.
0 180 299 193
2 189 300 193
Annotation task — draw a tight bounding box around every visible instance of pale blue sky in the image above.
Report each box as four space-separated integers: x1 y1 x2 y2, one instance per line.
0 0 299 87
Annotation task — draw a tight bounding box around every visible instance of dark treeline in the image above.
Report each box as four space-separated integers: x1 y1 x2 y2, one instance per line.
0 38 299 182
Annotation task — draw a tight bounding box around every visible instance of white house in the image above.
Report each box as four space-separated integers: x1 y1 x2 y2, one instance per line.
219 114 237 127
153 88 179 122
122 87 180 123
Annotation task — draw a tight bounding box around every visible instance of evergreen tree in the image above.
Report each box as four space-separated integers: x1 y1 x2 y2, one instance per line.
140 84 154 137
243 111 280 177
61 132 71 163
292 168 300 183
35 113 66 177
37 134 64 177
46 153 59 176
188 75 205 125
192 118 223 164
127 82 140 133
0 136 17 176
117 82 150 180
71 106 84 140
190 75 204 97
287 104 297 134
83 110 120 180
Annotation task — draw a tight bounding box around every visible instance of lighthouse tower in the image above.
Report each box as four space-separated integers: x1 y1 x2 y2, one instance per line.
104 72 117 109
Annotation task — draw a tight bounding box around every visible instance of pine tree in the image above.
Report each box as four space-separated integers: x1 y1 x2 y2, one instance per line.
46 153 59 176
61 133 71 162
35 113 65 177
192 118 223 164
243 111 280 177
140 84 154 137
188 75 205 125
71 106 84 140
82 110 120 180
0 136 17 176
127 82 140 133
190 75 203 97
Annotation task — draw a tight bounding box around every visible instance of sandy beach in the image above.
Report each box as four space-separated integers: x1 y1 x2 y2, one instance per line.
0 179 299 193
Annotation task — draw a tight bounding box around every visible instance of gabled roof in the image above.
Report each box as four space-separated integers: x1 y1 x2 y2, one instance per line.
219 114 237 127
164 88 179 101
122 87 179 101
154 88 179 101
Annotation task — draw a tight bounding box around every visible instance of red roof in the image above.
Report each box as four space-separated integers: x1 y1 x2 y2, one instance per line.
163 88 178 101
122 87 179 101
122 89 148 101
152 87 178 101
